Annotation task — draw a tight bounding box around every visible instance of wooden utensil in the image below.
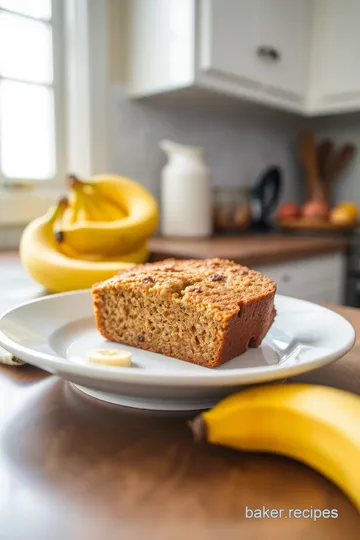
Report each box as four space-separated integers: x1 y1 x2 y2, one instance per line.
317 139 334 203
299 131 324 200
317 139 333 180
324 143 356 201
329 144 356 179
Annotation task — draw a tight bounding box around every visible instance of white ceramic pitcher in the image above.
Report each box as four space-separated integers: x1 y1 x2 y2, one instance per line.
159 139 212 237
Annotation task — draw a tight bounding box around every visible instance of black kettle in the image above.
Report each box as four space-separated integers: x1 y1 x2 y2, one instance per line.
250 166 282 230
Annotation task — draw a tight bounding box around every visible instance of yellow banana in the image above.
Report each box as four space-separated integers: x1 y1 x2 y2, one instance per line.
52 196 83 251
52 191 148 263
57 230 149 263
58 238 148 263
70 179 95 222
57 175 158 256
20 200 139 293
190 384 360 511
61 190 78 226
60 178 91 226
53 196 69 232
84 187 127 222
73 191 89 222
82 175 129 205
67 176 127 221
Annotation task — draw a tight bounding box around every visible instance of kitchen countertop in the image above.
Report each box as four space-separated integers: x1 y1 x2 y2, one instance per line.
0 253 359 538
149 234 349 265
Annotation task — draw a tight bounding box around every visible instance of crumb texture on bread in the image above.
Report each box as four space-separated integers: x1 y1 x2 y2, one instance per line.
92 258 276 368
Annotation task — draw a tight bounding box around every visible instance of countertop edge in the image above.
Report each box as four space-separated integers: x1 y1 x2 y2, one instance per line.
149 236 350 266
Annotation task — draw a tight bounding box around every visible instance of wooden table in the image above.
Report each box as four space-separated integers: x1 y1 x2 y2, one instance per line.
0 253 359 539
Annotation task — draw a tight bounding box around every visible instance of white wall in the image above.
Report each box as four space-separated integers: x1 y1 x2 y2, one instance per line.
108 85 306 204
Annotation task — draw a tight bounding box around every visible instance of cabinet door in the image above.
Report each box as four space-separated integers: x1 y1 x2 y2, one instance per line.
255 0 311 98
199 0 259 84
310 0 360 112
199 0 311 105
255 254 345 305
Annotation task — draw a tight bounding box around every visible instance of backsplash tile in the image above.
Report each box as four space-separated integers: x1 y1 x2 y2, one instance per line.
109 85 307 204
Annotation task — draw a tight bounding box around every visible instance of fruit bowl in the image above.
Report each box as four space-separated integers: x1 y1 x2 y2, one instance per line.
277 200 358 232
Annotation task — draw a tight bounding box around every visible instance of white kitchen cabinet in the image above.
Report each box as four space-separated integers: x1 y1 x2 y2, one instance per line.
127 0 360 116
309 0 360 114
128 0 311 113
128 0 196 97
255 253 345 305
198 0 311 110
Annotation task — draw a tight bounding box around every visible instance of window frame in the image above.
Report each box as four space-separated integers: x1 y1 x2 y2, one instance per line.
0 0 110 234
63 0 110 179
0 0 67 187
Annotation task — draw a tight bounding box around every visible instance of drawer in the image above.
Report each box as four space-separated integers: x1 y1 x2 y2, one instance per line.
254 253 345 304
256 253 344 285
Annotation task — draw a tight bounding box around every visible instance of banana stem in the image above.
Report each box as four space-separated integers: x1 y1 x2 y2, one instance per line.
67 174 83 188
189 417 208 443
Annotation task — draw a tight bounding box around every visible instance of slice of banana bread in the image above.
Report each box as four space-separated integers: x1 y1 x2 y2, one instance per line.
92 258 276 368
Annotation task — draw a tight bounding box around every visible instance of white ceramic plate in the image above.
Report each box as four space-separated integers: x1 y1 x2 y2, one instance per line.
0 290 355 410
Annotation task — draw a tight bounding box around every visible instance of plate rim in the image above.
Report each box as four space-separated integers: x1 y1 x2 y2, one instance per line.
0 290 355 388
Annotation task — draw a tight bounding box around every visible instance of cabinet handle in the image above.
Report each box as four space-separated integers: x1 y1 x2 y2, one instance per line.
281 273 291 283
257 46 281 61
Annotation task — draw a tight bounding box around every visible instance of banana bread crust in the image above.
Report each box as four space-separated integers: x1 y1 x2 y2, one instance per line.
92 258 276 368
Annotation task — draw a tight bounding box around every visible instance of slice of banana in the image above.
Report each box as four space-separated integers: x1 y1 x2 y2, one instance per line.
86 348 132 367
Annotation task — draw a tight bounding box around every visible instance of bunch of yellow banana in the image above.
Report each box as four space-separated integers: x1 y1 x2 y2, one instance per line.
190 384 360 511
55 175 158 256
20 175 158 292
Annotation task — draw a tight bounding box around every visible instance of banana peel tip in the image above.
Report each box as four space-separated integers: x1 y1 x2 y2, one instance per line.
189 416 208 443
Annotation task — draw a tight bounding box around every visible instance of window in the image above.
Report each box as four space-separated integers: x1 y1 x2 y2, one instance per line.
0 0 65 184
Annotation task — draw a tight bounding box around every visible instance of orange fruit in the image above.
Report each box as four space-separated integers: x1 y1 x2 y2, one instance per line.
336 202 358 220
329 207 357 226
